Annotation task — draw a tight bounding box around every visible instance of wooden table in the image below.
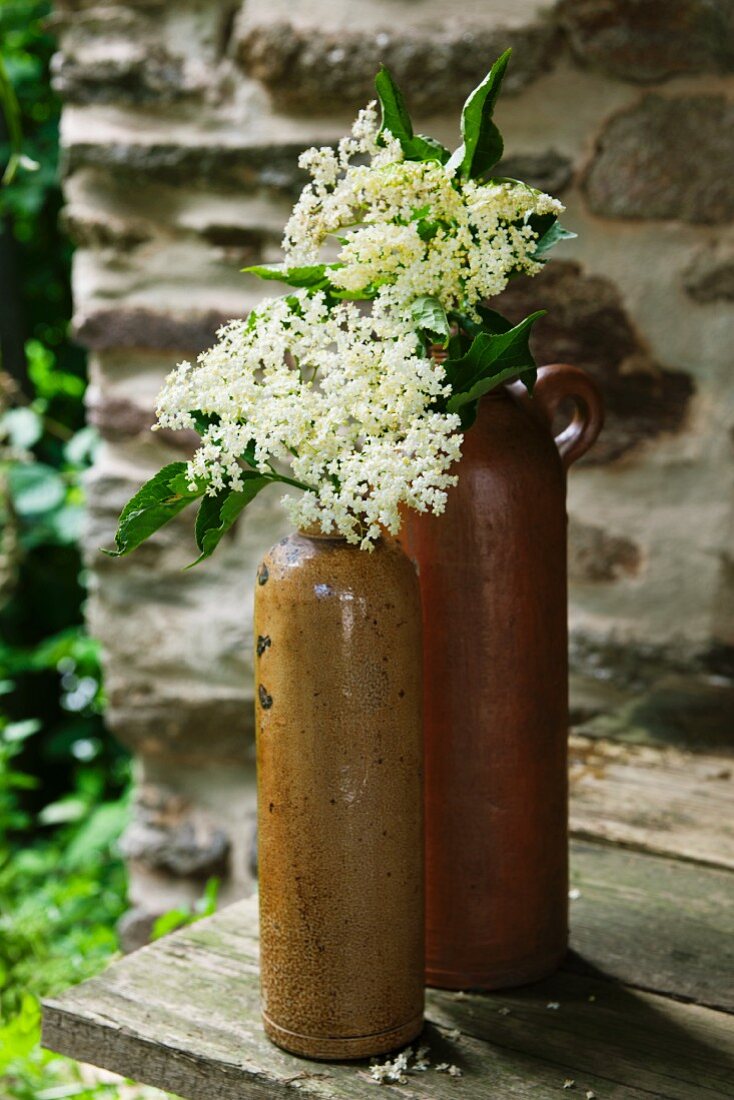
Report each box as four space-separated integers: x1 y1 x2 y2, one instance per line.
42 737 734 1099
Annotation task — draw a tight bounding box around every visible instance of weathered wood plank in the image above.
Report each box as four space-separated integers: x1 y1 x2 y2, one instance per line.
569 737 734 869
42 994 655 1100
428 973 734 1100
43 877 734 1100
568 841 734 1012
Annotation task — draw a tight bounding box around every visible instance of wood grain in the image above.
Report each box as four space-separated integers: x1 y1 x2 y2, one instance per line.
568 841 734 1012
42 844 734 1100
569 737 734 869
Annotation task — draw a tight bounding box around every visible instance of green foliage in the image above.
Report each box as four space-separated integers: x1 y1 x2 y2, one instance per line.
375 66 450 164
0 5 156 1096
0 739 129 1023
190 476 270 565
103 463 206 557
532 216 577 258
151 877 220 941
0 54 26 185
242 262 337 289
411 296 451 349
442 310 546 427
110 50 576 562
447 49 511 179
0 703 181 1099
105 455 312 562
0 712 132 1096
106 441 316 560
244 262 385 303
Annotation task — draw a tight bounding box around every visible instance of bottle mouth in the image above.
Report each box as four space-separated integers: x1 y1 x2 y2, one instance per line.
297 525 348 541
297 525 384 547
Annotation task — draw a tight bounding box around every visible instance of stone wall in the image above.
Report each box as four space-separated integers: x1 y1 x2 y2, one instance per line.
53 0 734 942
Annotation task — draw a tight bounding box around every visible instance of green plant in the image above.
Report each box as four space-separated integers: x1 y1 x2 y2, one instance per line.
0 4 151 1096
0 706 127 1046
0 759 129 1097
106 51 574 560
151 876 221 940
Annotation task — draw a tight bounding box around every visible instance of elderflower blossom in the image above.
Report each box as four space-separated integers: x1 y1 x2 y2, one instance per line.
284 101 564 320
156 290 461 549
151 94 566 551
368 1044 432 1084
369 1049 411 1084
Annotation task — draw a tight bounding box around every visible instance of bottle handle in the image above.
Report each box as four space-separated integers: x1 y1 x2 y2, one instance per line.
525 363 604 470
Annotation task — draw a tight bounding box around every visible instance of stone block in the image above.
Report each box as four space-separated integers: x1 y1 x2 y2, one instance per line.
568 517 643 582
495 151 574 195
584 94 734 225
60 206 154 250
86 393 198 450
559 0 734 83
63 141 309 198
74 307 231 353
236 20 561 114
52 46 195 106
120 782 231 877
684 245 734 303
118 752 259 949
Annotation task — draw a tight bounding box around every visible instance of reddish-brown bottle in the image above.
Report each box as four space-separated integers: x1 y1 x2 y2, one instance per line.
402 364 603 990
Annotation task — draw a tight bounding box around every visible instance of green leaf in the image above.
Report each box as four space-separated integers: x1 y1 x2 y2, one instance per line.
411 295 451 347
449 362 536 423
8 463 66 516
0 54 25 187
103 462 204 557
44 503 85 546
63 800 129 870
416 219 439 242
375 66 450 164
242 262 337 289
476 304 513 334
0 995 40 1071
151 876 220 940
444 310 546 420
448 49 511 179
152 908 193 940
1 406 43 448
64 424 100 466
194 875 220 916
190 409 220 435
327 285 378 302
38 795 88 826
189 474 270 566
534 219 577 258
3 719 42 743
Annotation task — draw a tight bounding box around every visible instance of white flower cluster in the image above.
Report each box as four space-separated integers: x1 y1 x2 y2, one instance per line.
284 102 564 318
154 101 564 548
368 1043 466 1085
369 1043 431 1084
156 291 461 548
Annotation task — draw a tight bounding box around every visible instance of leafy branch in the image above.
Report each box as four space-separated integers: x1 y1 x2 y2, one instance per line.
375 66 450 164
104 459 314 567
107 52 575 563
447 49 511 179
0 54 39 185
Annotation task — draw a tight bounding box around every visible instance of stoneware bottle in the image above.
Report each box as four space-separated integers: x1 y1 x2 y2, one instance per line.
402 363 603 990
254 530 424 1059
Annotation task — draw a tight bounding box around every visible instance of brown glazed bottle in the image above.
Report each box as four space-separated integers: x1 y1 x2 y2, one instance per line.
402 364 603 990
254 531 424 1059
